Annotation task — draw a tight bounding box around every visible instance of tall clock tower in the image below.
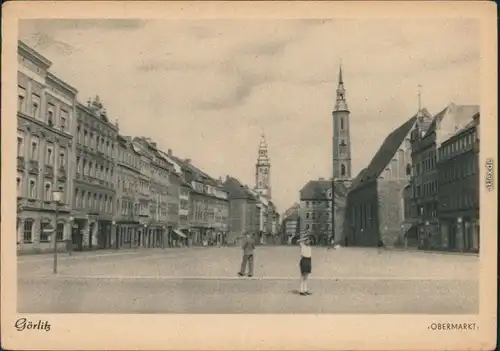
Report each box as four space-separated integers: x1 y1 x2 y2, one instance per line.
332 64 352 183
255 133 271 198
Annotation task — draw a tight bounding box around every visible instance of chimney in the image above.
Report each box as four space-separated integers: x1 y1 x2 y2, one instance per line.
185 158 191 164
168 149 172 156
319 177 325 180
151 142 157 148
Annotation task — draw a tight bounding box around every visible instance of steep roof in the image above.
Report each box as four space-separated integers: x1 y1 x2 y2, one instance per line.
425 103 479 137
350 168 369 190
362 115 417 180
169 155 219 187
299 180 348 200
223 176 257 200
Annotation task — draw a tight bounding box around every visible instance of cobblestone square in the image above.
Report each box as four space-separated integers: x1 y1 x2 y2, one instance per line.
18 247 479 314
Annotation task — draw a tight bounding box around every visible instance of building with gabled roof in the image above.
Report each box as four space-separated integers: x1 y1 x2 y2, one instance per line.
344 108 432 247
223 176 259 244
299 178 348 245
407 103 479 250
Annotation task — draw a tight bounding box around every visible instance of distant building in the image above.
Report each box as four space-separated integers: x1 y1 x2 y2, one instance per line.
409 103 479 250
299 179 348 245
254 133 272 198
281 203 300 244
223 176 259 244
17 41 78 254
172 157 230 246
437 112 480 252
344 108 432 247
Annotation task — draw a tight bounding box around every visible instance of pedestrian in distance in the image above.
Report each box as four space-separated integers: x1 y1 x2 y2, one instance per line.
297 234 313 296
238 232 256 277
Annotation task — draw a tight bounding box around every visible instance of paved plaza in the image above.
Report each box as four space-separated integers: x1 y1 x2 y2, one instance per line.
17 246 478 314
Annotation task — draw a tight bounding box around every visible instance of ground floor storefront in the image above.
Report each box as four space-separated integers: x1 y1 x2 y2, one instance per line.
17 208 72 254
439 215 479 253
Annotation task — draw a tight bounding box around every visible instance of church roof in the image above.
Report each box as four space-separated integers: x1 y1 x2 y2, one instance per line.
360 114 417 183
299 180 348 200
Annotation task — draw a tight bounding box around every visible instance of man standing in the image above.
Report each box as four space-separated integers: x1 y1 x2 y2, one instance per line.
238 232 255 277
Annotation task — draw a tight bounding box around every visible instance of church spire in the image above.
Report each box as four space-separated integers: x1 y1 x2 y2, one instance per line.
334 64 348 112
255 132 271 198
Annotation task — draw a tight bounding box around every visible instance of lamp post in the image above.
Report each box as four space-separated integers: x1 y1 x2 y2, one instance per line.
112 220 117 250
52 188 63 274
67 216 74 255
457 217 463 252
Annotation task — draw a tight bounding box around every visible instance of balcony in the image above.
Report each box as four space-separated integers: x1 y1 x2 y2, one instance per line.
42 201 56 211
17 156 25 171
57 166 67 181
28 159 39 175
44 164 54 179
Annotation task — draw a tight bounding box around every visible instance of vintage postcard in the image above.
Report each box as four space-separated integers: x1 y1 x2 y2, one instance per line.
1 1 497 350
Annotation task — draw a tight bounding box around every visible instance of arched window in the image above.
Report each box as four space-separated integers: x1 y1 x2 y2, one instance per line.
340 118 344 130
341 164 346 177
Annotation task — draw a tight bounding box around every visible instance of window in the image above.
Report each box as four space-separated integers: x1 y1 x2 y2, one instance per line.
44 182 51 201
16 176 22 197
18 86 26 112
56 223 64 241
23 219 33 243
405 164 412 176
29 179 37 199
340 118 344 130
341 164 346 177
30 137 39 159
306 213 310 219
84 130 88 146
60 110 68 132
46 144 54 165
17 135 24 156
59 148 66 168
47 104 55 126
40 222 50 242
32 94 41 118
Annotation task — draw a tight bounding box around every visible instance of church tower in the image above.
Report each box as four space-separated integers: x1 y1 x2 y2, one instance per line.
332 64 352 182
255 133 271 198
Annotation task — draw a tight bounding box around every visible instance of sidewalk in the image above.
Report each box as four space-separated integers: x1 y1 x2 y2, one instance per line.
17 246 208 261
389 247 479 256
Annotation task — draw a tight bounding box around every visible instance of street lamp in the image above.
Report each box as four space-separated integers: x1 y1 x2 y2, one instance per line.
52 187 63 274
112 220 117 250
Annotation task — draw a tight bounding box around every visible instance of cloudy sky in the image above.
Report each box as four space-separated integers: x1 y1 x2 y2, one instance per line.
19 18 480 212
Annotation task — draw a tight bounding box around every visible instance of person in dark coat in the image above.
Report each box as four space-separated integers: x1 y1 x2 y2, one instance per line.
238 232 256 277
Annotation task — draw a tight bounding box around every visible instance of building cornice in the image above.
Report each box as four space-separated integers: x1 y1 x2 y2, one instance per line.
18 41 52 70
77 102 119 132
47 72 78 97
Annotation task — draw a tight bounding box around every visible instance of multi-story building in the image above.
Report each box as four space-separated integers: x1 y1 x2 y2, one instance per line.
17 41 77 253
73 97 118 250
409 103 479 249
344 108 432 247
172 157 230 246
133 137 175 248
299 179 347 245
160 148 191 242
281 203 300 244
437 112 480 253
114 134 141 249
223 176 259 245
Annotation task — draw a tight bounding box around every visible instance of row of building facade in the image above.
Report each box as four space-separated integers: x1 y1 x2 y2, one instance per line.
281 65 480 253
344 103 480 253
16 40 279 254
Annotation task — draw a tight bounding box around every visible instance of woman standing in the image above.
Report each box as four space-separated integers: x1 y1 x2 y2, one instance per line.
297 235 313 296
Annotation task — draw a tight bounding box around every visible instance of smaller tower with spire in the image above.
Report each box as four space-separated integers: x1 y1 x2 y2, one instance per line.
255 132 272 198
332 64 352 182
